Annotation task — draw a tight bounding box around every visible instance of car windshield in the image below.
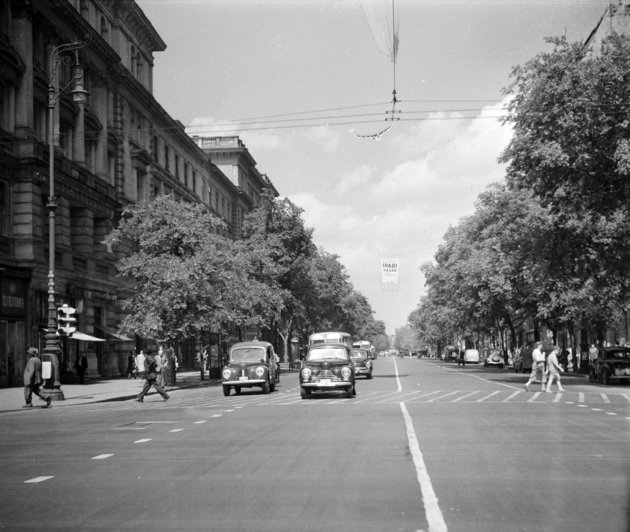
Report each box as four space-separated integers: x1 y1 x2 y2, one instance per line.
350 349 368 361
606 351 630 360
307 348 348 362
230 347 265 363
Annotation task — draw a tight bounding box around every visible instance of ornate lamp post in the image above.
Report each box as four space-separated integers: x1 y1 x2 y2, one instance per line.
42 41 88 401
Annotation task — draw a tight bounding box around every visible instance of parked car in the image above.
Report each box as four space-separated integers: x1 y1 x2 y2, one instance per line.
484 349 504 368
513 347 533 373
221 341 279 396
350 348 373 379
588 346 630 385
299 343 356 399
463 349 480 364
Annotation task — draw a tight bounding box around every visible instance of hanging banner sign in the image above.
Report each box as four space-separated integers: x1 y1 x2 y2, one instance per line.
381 258 399 284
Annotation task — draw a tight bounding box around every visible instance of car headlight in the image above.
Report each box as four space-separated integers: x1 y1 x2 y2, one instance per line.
301 367 312 380
255 366 265 377
341 366 352 380
221 368 232 380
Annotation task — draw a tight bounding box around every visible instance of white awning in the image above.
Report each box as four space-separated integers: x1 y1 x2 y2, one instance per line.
95 326 133 342
71 331 106 342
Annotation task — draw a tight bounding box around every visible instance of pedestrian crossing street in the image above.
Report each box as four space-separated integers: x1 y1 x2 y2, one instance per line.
167 386 630 408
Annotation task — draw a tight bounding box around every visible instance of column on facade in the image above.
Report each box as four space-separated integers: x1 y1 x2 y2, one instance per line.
70 207 94 256
12 6 33 138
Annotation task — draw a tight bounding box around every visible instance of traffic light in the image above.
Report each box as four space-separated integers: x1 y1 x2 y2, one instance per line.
57 304 77 337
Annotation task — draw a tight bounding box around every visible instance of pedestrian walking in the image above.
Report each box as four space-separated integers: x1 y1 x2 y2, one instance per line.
127 351 137 379
136 350 146 380
545 346 565 393
156 346 166 387
135 350 169 402
23 347 51 408
74 353 88 384
524 341 546 391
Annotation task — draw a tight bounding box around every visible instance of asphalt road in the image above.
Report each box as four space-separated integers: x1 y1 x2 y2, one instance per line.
1 358 628 532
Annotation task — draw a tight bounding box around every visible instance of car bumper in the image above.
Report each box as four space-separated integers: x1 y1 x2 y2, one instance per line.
223 378 266 386
301 381 353 390
355 368 372 375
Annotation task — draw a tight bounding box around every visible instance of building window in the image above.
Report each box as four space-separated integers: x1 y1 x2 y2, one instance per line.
0 182 11 237
100 16 109 41
164 145 170 171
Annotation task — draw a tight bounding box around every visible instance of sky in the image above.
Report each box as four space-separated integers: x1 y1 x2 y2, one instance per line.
136 0 610 335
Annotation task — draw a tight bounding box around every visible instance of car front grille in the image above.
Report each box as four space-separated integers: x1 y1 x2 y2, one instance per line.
315 369 341 382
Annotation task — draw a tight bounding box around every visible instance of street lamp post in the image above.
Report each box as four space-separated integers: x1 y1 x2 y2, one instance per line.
42 41 88 401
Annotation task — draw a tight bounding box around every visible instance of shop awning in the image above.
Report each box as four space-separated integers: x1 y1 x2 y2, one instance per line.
71 331 105 342
95 326 133 342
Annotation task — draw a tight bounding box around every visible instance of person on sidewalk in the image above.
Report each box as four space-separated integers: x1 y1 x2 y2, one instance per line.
74 353 88 384
135 350 169 403
545 346 565 393
126 351 137 380
136 350 146 380
23 347 51 408
524 341 546 391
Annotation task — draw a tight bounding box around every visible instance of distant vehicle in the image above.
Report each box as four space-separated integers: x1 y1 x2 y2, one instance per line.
308 331 352 347
463 349 480 364
352 340 376 359
513 347 533 373
483 349 504 369
350 348 373 379
588 346 630 385
299 343 356 399
221 341 279 396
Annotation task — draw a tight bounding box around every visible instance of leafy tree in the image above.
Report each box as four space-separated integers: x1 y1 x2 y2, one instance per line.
104 195 283 343
501 33 630 332
242 189 317 360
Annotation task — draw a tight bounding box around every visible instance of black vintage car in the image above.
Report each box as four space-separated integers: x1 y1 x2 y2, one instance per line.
350 348 373 379
588 346 630 385
221 341 279 396
299 343 356 399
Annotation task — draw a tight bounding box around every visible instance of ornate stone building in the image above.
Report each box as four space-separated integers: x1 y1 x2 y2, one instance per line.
0 0 275 386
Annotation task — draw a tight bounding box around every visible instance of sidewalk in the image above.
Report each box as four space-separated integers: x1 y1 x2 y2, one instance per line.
0 370 218 414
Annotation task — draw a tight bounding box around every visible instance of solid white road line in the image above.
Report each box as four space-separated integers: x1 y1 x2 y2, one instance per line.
393 358 402 392
400 402 447 532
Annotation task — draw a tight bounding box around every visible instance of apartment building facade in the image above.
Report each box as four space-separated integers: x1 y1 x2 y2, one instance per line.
0 0 275 386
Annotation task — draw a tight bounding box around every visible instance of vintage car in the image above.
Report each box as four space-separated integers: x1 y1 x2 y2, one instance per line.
513 347 533 373
221 341 279 396
463 349 480 364
350 348 373 379
483 349 504 368
299 343 356 399
588 346 630 385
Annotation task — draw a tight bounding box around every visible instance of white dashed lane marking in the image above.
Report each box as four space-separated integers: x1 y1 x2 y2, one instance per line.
134 438 152 444
92 454 114 460
24 476 53 484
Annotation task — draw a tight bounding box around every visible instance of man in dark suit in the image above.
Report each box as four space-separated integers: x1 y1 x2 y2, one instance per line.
23 347 51 408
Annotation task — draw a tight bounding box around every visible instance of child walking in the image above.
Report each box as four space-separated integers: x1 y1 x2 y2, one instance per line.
545 346 565 393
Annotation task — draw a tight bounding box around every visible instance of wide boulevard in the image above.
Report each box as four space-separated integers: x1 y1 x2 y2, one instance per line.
1 357 628 532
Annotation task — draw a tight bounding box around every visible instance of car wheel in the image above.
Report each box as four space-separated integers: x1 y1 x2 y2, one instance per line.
601 369 610 385
222 385 230 397
499 364 504 369
261 378 270 394
367 373 373 380
589 369 596 383
300 387 308 399
235 387 242 395
345 386 354 398
270 378 276 392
